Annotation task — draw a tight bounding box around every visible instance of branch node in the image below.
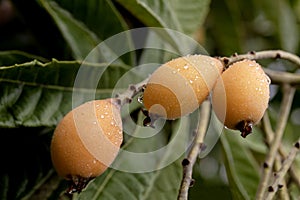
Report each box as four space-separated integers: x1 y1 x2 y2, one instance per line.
268 186 274 192
275 53 281 59
200 143 207 151
249 51 256 55
182 158 190 166
223 58 229 65
125 97 132 104
129 84 137 92
294 142 300 149
189 179 195 187
115 98 122 106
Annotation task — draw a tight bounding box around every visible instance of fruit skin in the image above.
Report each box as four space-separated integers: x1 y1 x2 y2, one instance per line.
212 59 270 137
143 55 223 120
50 98 123 193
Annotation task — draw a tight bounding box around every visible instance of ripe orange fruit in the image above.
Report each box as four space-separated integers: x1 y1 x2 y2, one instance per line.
50 98 123 193
212 59 270 137
143 55 223 120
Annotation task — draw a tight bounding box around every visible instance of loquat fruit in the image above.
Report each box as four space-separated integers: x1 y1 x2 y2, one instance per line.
212 59 270 137
50 98 123 193
143 55 223 121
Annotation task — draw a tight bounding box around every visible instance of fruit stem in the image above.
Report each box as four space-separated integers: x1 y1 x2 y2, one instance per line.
115 77 149 107
235 120 253 138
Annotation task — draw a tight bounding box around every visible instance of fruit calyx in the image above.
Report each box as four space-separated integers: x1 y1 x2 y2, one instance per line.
66 175 94 194
142 108 161 128
235 120 253 138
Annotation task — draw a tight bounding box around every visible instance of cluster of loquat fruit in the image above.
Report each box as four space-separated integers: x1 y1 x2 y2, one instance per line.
50 55 271 193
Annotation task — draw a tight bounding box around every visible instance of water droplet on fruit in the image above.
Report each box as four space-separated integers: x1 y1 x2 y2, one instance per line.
183 65 189 69
137 95 143 104
100 115 104 119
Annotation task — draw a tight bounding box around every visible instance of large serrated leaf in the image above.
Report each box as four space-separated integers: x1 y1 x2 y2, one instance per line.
221 130 260 200
0 59 132 128
72 113 192 199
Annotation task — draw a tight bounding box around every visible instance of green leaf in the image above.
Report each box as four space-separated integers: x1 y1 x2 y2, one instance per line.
46 0 135 64
278 0 299 52
205 0 243 55
116 0 211 36
38 0 101 60
221 130 260 200
0 51 49 66
52 0 128 43
253 0 299 52
170 0 211 35
39 0 132 63
0 59 131 128
73 113 192 199
137 27 208 71
138 29 182 68
244 127 268 154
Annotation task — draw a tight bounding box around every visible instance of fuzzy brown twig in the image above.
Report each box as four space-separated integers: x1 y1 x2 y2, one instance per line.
115 78 149 106
262 112 290 200
177 100 211 200
265 138 300 200
220 50 300 68
255 84 296 200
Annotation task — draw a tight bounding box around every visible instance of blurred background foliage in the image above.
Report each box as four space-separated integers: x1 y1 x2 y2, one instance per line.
0 0 300 199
